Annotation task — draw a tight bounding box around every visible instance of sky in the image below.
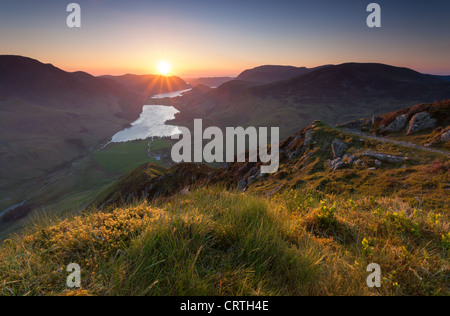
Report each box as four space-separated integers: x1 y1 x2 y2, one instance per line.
0 0 449 77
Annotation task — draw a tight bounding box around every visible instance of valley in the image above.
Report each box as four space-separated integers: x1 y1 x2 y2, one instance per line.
0 57 448 296
0 56 190 237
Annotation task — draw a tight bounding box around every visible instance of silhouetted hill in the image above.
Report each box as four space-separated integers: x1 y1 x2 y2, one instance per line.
235 65 327 84
0 55 143 212
166 63 450 138
186 77 234 88
252 63 447 99
101 74 190 98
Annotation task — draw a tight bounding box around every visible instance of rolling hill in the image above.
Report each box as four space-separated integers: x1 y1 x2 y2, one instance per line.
0 56 147 218
235 65 328 84
100 74 191 98
186 77 234 88
163 63 450 138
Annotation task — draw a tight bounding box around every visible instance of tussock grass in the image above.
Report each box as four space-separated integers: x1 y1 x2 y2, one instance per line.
0 187 448 296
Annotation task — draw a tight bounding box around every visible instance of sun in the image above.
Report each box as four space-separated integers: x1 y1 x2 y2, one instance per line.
157 61 171 76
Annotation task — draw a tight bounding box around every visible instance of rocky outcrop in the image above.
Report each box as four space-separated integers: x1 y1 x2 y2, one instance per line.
328 158 345 171
331 139 348 158
328 154 358 171
406 112 437 135
441 130 450 142
360 151 408 163
303 130 314 147
342 154 357 164
237 179 247 191
385 114 408 132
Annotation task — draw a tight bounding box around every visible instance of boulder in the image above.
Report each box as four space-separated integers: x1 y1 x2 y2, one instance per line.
342 154 357 164
441 130 450 142
354 159 363 166
247 175 256 186
331 139 348 158
385 114 408 132
406 112 437 135
372 115 380 126
361 151 408 163
328 158 345 171
237 179 247 191
303 130 314 147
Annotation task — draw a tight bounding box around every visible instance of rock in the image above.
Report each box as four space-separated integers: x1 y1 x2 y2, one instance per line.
385 114 408 132
406 112 437 135
247 175 256 186
180 187 191 195
288 135 302 148
441 130 450 142
239 164 250 173
342 154 357 164
354 159 363 166
303 130 314 147
368 167 376 171
265 185 282 198
288 152 296 161
331 139 348 158
328 158 345 171
361 151 408 163
245 167 258 178
372 115 380 126
237 179 247 191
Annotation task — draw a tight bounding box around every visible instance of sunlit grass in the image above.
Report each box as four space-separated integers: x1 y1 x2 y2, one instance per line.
0 187 448 296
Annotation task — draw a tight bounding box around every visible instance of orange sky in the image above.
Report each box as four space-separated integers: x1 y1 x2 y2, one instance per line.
1 1 450 77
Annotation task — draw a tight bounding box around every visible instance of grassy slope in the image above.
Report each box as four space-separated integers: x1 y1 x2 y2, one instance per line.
0 121 448 296
0 187 448 296
247 122 450 210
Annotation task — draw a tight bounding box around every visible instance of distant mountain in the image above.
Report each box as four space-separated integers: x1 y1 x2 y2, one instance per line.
186 77 234 88
101 74 190 98
253 63 446 98
0 55 143 210
235 65 328 84
166 63 450 138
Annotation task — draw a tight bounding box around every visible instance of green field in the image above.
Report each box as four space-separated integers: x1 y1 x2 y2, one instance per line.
94 138 172 173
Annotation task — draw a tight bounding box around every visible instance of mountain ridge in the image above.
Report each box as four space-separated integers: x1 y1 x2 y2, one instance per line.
235 64 330 84
163 63 450 139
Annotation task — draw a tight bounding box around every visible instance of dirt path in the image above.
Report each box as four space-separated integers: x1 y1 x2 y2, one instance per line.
340 129 450 157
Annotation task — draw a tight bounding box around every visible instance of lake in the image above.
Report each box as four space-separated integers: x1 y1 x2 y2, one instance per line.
111 105 181 143
151 89 192 99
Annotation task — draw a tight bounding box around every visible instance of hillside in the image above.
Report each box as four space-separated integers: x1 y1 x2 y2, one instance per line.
0 56 146 217
159 63 450 139
186 77 234 88
1 101 448 296
337 99 450 151
101 74 191 98
235 65 326 84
